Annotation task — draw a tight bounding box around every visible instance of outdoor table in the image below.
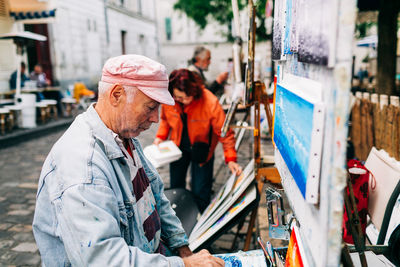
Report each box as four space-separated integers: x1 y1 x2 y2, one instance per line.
0 99 14 107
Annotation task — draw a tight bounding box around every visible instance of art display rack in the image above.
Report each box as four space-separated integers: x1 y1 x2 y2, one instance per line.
270 0 357 266
219 1 360 266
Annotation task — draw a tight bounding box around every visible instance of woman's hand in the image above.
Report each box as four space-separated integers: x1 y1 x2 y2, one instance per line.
228 161 242 176
153 137 163 145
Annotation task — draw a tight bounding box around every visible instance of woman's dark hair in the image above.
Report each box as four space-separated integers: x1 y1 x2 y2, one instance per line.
168 69 203 99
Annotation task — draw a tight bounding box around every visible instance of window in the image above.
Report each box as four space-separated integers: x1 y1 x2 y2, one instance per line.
165 17 171 41
138 0 142 14
121 30 127 54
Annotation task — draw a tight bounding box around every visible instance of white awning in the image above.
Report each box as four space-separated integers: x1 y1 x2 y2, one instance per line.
0 31 47 41
8 0 56 23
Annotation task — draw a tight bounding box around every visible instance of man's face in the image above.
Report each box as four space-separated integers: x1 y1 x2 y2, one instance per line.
197 50 211 71
34 65 42 73
116 88 160 138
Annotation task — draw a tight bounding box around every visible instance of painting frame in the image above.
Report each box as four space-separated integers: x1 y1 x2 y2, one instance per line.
273 74 325 203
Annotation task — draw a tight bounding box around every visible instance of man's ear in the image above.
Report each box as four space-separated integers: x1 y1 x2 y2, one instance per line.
109 84 125 106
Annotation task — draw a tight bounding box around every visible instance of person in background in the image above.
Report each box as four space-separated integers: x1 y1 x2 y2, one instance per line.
30 64 51 88
33 55 224 267
9 62 29 90
73 81 95 103
188 46 229 97
73 81 96 110
154 69 242 212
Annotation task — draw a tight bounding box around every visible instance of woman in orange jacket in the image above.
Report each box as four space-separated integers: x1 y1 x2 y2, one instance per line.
154 69 242 212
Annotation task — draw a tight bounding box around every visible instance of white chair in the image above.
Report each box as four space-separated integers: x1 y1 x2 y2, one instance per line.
35 102 48 124
6 105 22 128
40 99 58 120
0 107 10 134
61 98 77 117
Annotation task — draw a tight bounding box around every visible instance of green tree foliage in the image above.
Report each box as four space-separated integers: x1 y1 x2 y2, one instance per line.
355 21 376 38
174 0 269 41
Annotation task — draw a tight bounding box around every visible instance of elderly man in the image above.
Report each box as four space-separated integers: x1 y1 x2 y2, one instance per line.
188 46 228 97
30 64 51 88
33 55 224 267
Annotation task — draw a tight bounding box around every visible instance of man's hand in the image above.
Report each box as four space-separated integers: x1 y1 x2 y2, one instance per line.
182 249 225 267
177 245 193 258
228 161 242 176
153 137 163 145
216 72 229 84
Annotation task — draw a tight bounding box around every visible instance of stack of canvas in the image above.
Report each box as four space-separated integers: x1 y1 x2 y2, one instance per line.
189 159 256 250
143 141 182 168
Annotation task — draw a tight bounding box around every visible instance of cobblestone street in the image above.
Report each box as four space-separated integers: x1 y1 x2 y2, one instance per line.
0 118 266 266
0 129 64 267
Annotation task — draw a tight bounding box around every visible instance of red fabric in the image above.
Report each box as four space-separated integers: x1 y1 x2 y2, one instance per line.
124 142 133 158
342 159 370 244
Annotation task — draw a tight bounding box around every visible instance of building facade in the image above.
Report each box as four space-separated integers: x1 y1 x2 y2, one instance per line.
0 0 159 93
156 0 271 83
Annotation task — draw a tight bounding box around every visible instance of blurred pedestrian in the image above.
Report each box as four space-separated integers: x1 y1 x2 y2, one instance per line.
188 46 228 97
30 64 51 88
154 69 242 212
9 62 29 90
33 55 224 267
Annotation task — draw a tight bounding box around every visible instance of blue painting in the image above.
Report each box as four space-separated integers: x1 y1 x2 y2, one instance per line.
215 250 267 267
273 82 324 201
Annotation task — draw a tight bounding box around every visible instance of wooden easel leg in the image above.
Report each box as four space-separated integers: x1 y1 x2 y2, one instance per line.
243 204 259 251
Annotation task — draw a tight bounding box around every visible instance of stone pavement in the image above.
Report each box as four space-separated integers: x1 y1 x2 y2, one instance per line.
0 118 279 266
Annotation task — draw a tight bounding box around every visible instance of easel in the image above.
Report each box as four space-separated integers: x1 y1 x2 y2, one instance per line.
221 0 281 251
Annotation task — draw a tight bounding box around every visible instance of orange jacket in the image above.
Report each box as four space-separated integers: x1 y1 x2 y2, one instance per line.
156 89 237 164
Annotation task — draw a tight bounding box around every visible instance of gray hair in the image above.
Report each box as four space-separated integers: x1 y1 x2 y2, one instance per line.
98 81 138 103
192 46 209 63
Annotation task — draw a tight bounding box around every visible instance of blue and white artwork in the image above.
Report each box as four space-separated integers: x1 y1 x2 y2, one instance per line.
273 77 324 203
272 0 285 60
215 250 267 267
272 0 337 66
297 0 338 66
283 0 293 55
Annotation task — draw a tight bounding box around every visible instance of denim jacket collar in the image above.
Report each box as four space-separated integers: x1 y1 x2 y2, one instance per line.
83 104 125 160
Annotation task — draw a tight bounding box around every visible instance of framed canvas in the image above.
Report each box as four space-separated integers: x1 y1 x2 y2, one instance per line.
297 0 338 67
273 74 324 203
286 224 310 267
189 185 257 251
189 159 255 245
272 0 286 60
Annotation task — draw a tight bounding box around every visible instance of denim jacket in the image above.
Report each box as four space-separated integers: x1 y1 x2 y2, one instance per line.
33 105 188 266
